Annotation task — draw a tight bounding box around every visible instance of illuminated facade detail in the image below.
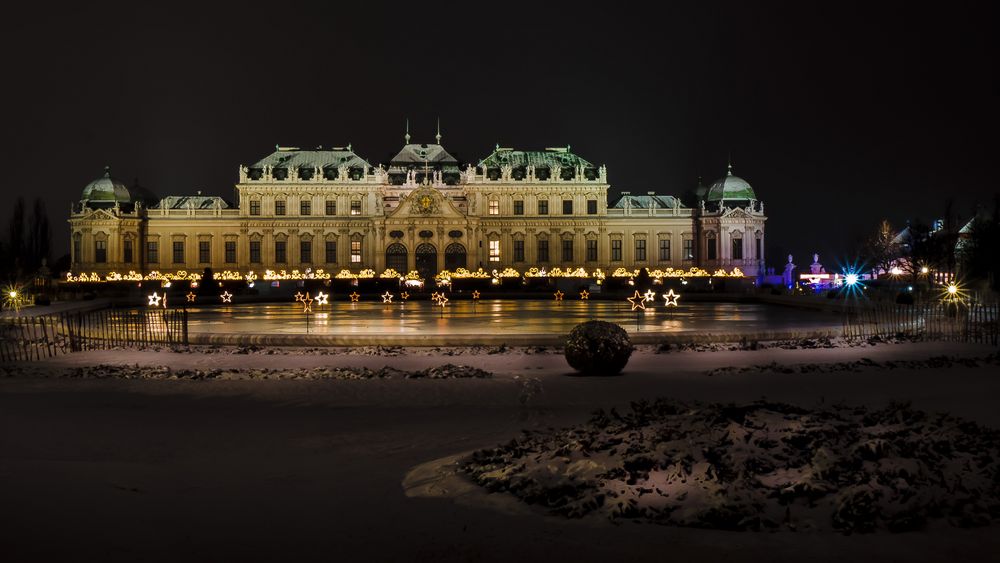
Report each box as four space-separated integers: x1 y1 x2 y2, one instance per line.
68 137 767 279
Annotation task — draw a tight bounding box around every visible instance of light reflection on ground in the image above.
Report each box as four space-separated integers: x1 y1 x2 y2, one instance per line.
179 301 839 336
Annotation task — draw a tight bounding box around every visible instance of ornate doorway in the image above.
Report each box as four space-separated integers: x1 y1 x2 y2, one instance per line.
415 243 437 281
385 243 408 273
445 242 466 271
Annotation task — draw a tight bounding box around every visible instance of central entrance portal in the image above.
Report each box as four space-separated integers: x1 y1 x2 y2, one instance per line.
385 243 408 273
415 243 437 281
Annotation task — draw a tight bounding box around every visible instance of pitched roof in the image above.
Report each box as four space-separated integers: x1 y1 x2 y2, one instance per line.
609 194 685 209
389 143 457 165
249 147 371 170
478 147 594 169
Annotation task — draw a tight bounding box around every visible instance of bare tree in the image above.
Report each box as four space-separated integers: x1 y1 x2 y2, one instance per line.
28 198 51 270
864 219 900 277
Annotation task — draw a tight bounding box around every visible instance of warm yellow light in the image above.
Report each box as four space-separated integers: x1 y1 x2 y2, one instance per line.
8 290 16 298
920 266 929 274
947 284 958 295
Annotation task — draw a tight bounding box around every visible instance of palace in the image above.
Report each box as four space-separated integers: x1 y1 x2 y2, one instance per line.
68 131 767 280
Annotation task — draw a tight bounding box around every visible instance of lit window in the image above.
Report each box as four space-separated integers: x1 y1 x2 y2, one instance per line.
350 201 361 216
488 240 500 262
351 240 361 263
489 199 499 215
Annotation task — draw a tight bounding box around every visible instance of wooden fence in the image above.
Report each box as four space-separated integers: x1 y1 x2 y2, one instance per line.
0 307 188 363
842 301 998 345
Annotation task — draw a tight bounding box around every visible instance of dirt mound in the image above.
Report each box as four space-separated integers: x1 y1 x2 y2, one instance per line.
462 399 1000 532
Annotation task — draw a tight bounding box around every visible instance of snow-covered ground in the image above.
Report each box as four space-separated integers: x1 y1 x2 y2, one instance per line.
2 341 999 562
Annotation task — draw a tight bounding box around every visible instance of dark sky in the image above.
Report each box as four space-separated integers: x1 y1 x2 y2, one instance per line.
2 3 995 269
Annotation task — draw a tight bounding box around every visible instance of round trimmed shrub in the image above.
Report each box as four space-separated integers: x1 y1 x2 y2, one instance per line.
565 320 633 375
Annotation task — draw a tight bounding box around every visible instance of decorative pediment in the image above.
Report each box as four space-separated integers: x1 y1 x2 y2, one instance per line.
720 207 754 219
387 187 465 220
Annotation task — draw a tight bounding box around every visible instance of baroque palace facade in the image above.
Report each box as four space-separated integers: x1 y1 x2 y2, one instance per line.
68 134 767 281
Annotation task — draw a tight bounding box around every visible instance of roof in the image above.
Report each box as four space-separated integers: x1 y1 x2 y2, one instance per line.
610 194 685 209
151 195 230 209
389 143 458 166
81 166 131 203
249 146 371 170
478 146 595 169
706 164 756 202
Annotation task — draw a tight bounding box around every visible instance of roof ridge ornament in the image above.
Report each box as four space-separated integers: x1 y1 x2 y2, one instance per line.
436 117 442 144
104 165 111 177
405 119 411 144
727 153 733 176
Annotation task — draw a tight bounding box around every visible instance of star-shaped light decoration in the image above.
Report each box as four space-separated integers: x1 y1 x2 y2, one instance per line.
381 292 394 303
220 291 233 303
553 290 564 301
294 291 305 302
437 294 449 307
579 289 590 300
627 290 646 311
662 289 681 307
315 291 329 305
186 292 197 303
400 291 409 301
147 292 162 307
349 292 360 302
471 290 481 300
301 292 313 313
643 289 657 303
430 291 441 302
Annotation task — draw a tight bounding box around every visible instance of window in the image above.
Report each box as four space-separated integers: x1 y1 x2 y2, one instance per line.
513 200 524 215
707 236 717 260
123 240 133 263
250 241 261 263
275 199 286 216
350 201 361 215
732 237 743 260
756 238 762 259
635 239 646 261
95 240 107 263
198 240 211 263
300 240 312 263
537 240 549 262
562 200 573 215
173 241 185 264
300 199 311 216
351 240 361 263
683 239 694 260
488 199 499 215
325 200 336 215
275 241 286 263
562 239 573 262
488 240 500 262
146 241 158 263
250 200 261 216
73 236 82 263
325 241 337 263
659 239 670 261
538 200 548 215
611 240 622 261
587 199 598 215
513 240 524 262
225 241 236 263
586 239 597 262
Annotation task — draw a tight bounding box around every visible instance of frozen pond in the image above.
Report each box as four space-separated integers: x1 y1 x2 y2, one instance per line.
180 300 840 336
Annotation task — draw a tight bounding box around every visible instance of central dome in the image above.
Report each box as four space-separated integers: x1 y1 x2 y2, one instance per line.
706 164 755 202
81 166 131 203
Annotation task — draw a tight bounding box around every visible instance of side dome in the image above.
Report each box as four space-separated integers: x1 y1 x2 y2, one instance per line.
706 163 755 202
81 166 131 203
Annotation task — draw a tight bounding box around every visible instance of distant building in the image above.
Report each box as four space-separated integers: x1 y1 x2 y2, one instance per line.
68 133 767 279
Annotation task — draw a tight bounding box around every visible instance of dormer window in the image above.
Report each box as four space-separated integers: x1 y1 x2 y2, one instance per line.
273 168 288 181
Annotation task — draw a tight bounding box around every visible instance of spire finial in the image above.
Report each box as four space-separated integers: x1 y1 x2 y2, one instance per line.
435 117 442 144
104 165 111 177
404 119 410 144
727 154 733 176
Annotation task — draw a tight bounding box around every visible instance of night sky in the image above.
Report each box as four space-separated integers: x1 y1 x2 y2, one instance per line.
3 3 994 270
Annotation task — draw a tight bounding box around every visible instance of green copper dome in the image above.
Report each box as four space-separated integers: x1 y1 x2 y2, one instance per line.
706 164 756 202
81 166 132 203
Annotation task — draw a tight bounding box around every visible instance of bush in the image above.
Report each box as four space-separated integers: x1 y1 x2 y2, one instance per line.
564 320 633 375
